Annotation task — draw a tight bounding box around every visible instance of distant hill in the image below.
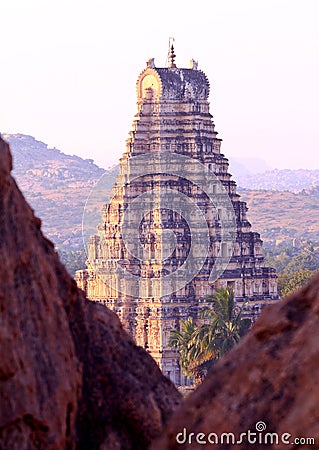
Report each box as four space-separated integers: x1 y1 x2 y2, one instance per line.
239 187 319 244
228 157 272 179
3 134 115 249
235 168 319 193
4 133 319 251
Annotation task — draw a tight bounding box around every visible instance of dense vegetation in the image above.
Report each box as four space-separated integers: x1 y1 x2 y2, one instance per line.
58 249 87 277
265 241 319 298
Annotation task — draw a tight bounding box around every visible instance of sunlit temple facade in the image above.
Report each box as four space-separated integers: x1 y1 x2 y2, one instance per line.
76 47 279 385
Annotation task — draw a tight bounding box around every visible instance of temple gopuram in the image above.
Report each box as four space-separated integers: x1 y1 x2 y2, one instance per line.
76 46 279 385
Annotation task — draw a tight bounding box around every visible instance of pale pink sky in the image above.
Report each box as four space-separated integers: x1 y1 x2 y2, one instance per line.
1 0 318 170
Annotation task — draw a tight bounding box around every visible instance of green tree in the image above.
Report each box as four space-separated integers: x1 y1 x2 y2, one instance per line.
58 249 86 276
285 250 319 274
278 269 317 298
265 243 319 275
265 251 291 273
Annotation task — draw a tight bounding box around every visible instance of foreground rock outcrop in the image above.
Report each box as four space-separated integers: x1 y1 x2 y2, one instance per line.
0 136 181 450
152 274 319 449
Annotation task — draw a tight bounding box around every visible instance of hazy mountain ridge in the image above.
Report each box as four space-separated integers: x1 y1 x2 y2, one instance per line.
4 133 319 250
239 188 319 244
4 133 105 178
4 134 109 248
236 168 319 193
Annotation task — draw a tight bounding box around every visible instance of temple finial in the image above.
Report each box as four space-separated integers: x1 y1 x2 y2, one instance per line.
146 58 155 68
168 44 176 68
190 58 198 70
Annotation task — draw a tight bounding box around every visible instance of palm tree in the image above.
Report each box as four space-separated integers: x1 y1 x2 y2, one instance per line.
195 288 251 362
169 289 251 384
168 317 199 380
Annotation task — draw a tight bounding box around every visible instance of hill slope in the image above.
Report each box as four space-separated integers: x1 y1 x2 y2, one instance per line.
239 187 319 244
3 133 113 249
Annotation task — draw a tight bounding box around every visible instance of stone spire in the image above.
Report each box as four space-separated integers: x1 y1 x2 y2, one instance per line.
75 52 279 387
168 44 176 68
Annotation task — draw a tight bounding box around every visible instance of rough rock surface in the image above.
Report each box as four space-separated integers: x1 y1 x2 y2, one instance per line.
0 136 181 450
152 274 319 449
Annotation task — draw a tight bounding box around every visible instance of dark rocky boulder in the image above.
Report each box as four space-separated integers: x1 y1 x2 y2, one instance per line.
0 136 180 450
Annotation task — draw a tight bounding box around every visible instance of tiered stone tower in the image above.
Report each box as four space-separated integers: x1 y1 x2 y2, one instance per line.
76 46 279 385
